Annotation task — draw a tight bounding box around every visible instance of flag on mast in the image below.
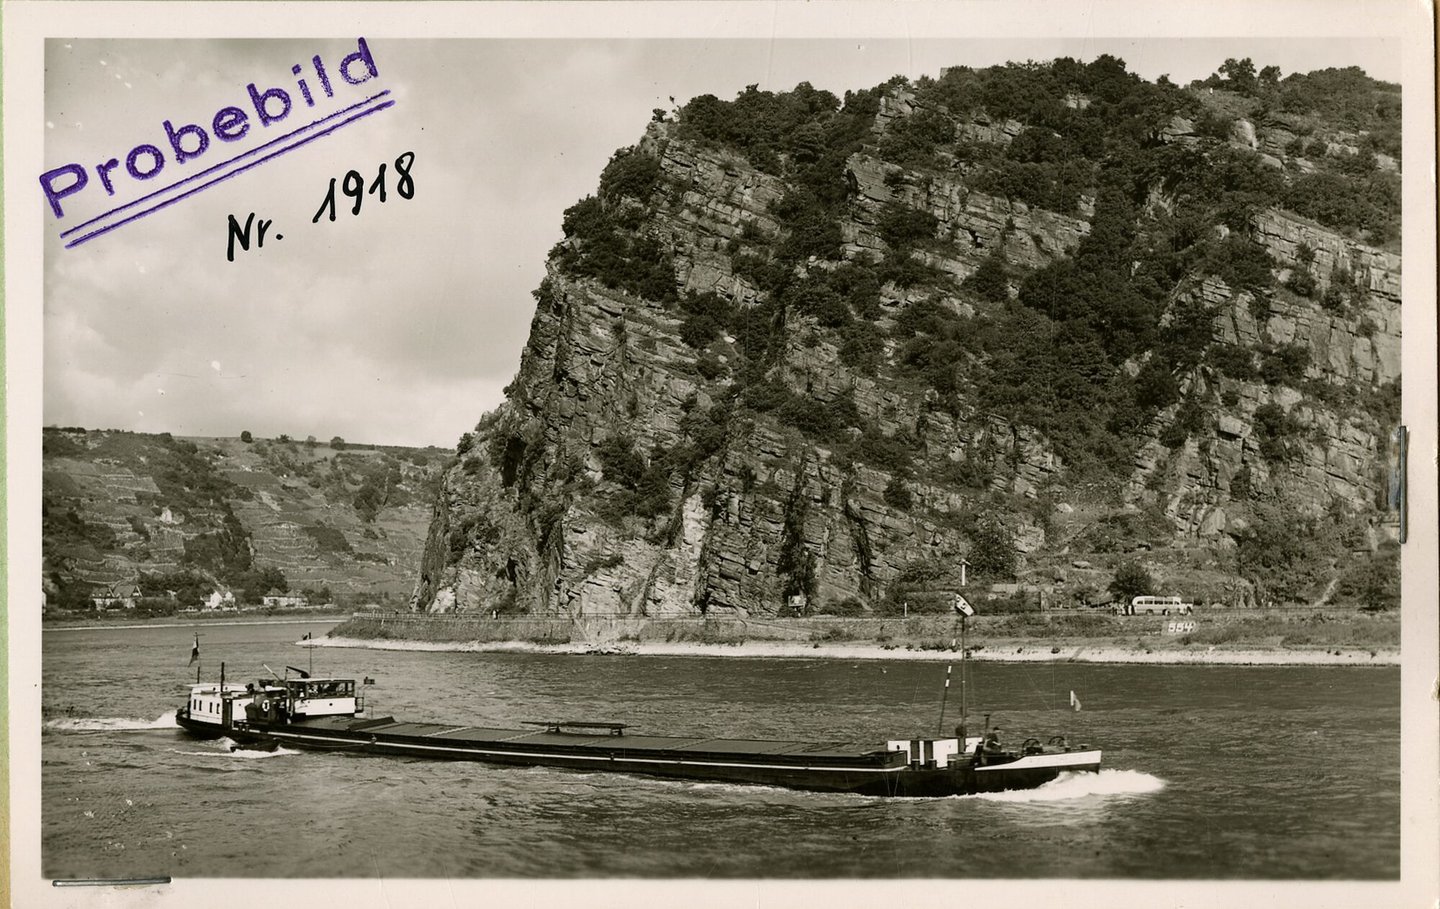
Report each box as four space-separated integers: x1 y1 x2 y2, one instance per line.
1070 690 1082 712
189 634 200 666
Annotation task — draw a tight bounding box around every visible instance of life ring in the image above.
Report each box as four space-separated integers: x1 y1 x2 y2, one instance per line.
260 698 271 713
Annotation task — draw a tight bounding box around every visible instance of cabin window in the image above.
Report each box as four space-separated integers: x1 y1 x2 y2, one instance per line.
304 680 355 699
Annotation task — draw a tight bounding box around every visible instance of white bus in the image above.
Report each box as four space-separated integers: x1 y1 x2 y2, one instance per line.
1121 596 1194 616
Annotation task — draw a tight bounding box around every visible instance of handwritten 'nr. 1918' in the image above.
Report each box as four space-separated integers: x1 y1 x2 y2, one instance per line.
226 152 415 261
313 151 415 222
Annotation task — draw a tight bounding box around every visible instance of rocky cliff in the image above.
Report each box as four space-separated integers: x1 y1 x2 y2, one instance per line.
416 60 1401 617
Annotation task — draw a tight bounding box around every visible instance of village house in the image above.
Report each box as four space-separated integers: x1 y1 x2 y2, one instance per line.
91 582 139 610
261 591 308 608
202 590 237 611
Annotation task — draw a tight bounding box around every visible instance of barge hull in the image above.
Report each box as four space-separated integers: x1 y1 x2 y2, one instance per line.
222 717 1100 797
175 709 230 740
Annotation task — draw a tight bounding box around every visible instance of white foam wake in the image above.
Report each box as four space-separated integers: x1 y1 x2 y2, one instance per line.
172 737 303 759
975 768 1165 802
44 710 178 732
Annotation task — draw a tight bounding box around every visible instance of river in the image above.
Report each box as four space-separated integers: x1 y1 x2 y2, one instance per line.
40 620 1399 880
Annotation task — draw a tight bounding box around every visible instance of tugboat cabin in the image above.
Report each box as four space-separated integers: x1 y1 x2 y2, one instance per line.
184 683 251 730
283 678 361 718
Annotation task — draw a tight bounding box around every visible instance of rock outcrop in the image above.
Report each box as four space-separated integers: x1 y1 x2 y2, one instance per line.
417 68 1402 617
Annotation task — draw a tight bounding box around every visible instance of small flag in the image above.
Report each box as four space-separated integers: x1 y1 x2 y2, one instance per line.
1070 690 1082 712
188 634 200 666
954 595 975 617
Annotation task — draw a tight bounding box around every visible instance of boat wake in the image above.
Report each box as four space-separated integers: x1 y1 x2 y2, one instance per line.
172 738 303 759
584 771 1164 804
974 769 1164 802
44 711 178 732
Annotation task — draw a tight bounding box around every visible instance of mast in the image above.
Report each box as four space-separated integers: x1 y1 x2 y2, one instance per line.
959 612 968 742
938 581 976 741
954 585 974 743
957 560 972 743
936 660 952 735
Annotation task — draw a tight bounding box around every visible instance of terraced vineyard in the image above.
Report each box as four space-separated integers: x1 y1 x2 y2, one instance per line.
42 428 449 612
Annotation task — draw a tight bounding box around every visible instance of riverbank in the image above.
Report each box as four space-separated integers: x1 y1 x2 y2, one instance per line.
44 609 350 631
310 634 1397 665
318 610 1399 666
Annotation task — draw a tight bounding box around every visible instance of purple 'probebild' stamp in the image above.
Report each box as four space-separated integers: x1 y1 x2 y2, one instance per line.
41 37 392 247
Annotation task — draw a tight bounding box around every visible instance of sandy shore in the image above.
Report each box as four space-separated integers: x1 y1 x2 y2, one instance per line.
44 612 350 631
308 635 1398 666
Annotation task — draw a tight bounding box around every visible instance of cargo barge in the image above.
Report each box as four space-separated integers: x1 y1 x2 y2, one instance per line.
177 670 1101 797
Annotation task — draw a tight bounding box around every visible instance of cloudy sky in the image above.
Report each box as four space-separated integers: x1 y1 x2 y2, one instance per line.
42 35 1403 448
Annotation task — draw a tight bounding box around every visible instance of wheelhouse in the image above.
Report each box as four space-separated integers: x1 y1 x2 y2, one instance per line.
284 677 362 718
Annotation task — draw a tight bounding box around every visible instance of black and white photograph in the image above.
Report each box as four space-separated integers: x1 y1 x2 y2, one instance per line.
6 2 1437 907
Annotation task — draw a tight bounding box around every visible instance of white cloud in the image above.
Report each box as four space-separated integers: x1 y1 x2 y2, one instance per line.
43 37 1403 447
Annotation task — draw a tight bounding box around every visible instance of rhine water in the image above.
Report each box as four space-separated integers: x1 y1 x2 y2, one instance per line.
40 621 1399 879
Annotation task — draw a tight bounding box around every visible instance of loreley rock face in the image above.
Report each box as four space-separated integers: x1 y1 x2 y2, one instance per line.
414 77 1401 619
1131 209 1401 539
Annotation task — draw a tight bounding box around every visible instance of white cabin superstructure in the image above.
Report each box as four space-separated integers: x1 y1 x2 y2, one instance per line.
283 678 362 718
885 736 970 769
185 683 251 729
179 674 363 738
